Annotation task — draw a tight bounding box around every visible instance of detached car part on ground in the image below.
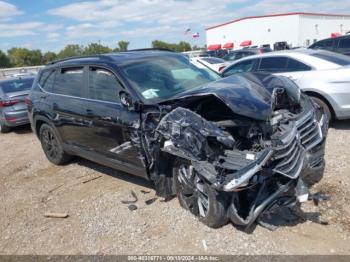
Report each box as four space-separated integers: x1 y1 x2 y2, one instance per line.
29 52 327 229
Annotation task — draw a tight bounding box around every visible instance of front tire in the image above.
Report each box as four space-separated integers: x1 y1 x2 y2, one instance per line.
173 158 228 228
39 124 71 165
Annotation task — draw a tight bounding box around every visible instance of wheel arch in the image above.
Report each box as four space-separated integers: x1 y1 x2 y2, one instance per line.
33 115 51 137
303 90 336 119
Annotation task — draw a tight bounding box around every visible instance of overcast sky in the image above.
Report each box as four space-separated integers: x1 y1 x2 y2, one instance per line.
0 0 349 52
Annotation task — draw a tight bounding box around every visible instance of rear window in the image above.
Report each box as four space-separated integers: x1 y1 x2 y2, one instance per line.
286 58 311 71
0 78 34 94
201 57 225 64
259 57 288 72
310 51 350 66
311 39 334 49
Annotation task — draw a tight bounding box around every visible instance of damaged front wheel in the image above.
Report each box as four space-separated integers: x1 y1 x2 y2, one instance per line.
173 158 228 228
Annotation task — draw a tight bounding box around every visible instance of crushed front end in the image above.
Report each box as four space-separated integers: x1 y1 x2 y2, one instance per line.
142 73 328 229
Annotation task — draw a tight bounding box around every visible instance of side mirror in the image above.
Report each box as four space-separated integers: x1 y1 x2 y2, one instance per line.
120 92 133 108
119 92 142 112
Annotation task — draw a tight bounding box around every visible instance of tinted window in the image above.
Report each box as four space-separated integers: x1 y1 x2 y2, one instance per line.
259 57 288 72
39 70 56 92
0 78 34 94
53 67 84 97
286 58 311 71
338 38 350 48
222 59 258 77
310 39 334 49
88 67 122 103
310 51 350 66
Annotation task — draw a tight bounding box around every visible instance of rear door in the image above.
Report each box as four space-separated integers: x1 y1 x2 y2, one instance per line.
82 65 145 171
49 66 91 149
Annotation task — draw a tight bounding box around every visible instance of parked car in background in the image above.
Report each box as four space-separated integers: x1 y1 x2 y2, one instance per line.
0 76 35 133
27 50 327 229
191 57 229 73
222 49 350 122
222 47 272 62
207 49 229 58
182 50 209 59
309 35 350 56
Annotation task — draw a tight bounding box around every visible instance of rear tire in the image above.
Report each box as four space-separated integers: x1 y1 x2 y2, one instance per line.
39 124 71 165
310 96 332 124
0 122 11 133
173 158 228 228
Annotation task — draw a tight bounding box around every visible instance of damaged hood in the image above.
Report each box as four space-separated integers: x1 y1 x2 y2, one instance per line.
167 73 299 121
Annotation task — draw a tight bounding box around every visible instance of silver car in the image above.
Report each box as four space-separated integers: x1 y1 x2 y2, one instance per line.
222 49 350 122
0 76 35 133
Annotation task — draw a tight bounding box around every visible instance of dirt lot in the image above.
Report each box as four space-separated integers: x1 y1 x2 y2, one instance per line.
1 121 350 255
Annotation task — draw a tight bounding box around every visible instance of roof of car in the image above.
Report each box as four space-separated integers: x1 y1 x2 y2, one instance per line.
48 49 178 67
229 48 328 61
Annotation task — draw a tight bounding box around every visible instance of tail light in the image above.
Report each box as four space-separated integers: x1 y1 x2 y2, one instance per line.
25 96 32 107
0 99 19 108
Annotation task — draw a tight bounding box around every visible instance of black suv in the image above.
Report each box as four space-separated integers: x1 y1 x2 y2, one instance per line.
309 35 350 56
28 50 327 229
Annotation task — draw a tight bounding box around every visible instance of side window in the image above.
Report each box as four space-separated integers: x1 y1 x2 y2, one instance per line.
338 38 350 49
222 59 258 77
88 67 122 103
259 57 288 73
311 39 334 49
286 58 311 72
53 67 84 97
39 70 56 92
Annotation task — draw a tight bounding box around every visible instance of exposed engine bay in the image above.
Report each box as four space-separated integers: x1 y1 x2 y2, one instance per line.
138 73 328 229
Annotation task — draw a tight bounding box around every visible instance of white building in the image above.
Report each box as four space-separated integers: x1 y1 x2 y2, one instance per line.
206 12 350 50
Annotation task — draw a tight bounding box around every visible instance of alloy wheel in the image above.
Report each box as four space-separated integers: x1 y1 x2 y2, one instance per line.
177 163 209 217
41 128 60 159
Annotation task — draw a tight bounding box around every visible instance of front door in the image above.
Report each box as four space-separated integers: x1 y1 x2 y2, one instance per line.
82 66 146 175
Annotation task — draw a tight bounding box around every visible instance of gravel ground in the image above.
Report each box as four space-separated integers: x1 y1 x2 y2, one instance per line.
0 121 350 255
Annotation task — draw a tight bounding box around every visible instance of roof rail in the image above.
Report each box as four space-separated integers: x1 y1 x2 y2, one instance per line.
126 48 175 52
47 54 113 65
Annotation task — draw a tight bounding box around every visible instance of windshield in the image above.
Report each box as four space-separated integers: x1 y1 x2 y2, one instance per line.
0 78 34 94
120 55 220 103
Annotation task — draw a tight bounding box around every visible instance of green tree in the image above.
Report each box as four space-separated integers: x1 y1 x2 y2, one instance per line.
42 51 58 64
152 40 191 52
0 50 11 68
191 45 203 51
7 48 42 67
83 43 112 55
117 41 129 52
57 44 83 59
